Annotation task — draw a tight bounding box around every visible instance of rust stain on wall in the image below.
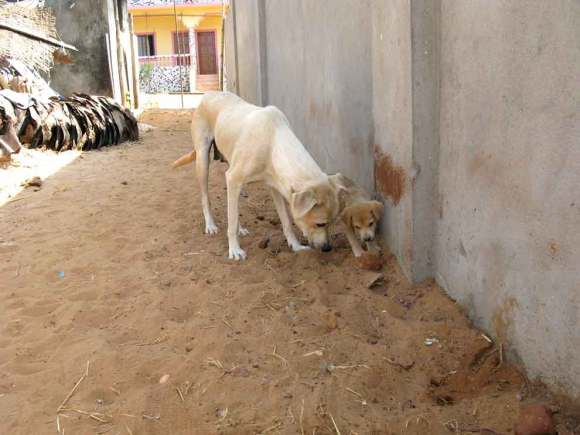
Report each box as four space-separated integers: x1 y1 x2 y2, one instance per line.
374 148 406 205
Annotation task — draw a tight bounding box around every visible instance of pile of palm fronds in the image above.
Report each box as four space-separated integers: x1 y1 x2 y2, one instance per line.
1 92 138 152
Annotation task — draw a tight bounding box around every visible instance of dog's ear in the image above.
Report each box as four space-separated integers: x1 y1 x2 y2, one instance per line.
370 200 384 220
291 189 318 218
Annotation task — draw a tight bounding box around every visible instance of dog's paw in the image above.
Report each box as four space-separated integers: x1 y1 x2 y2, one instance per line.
238 226 250 236
291 243 311 252
228 246 247 261
205 222 219 235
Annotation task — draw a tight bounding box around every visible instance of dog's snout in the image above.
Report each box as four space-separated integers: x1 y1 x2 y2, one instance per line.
321 243 332 253
363 235 374 242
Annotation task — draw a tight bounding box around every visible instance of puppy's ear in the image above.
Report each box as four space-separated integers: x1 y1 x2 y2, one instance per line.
291 189 317 218
341 206 352 225
370 200 384 220
329 173 353 212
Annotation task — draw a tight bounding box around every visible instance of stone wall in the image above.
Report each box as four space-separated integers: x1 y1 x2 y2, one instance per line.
139 65 191 93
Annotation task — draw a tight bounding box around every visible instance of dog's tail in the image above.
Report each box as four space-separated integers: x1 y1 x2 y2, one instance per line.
172 150 196 169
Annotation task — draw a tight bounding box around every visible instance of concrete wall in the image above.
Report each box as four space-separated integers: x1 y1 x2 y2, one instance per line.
230 0 374 190
371 0 414 275
265 0 374 189
436 1 580 398
230 0 261 105
225 0 580 398
46 0 114 96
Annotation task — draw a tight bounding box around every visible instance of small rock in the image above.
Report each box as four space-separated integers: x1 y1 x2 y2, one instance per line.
258 235 270 249
185 345 193 353
256 215 265 221
231 366 250 377
385 355 415 370
138 123 155 134
121 181 128 185
424 337 439 346
283 392 293 399
357 251 384 271
269 239 282 255
159 374 170 384
269 218 280 226
22 176 42 188
514 404 556 435
366 273 384 289
322 309 338 331
320 361 336 374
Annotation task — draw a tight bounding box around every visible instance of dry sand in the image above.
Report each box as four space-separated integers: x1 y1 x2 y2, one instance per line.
1 110 577 434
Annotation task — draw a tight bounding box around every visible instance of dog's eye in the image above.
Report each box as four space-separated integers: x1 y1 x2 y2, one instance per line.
355 225 361 230
316 223 327 228
369 221 375 226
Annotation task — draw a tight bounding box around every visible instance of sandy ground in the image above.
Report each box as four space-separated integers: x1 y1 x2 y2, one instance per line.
1 110 577 435
0 148 81 206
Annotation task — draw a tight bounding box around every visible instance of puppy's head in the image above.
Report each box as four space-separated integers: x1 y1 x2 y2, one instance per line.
343 200 383 243
290 176 343 252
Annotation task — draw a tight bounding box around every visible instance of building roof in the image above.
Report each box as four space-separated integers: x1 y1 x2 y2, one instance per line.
128 0 225 9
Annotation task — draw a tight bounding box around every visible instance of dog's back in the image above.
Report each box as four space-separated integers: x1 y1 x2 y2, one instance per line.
195 91 257 132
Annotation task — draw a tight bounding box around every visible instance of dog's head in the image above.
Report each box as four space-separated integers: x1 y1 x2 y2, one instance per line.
290 175 343 252
342 201 383 243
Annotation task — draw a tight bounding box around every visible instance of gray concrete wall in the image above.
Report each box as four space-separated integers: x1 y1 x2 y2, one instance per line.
371 0 440 281
223 4 238 93
229 0 374 191
230 0 261 105
436 1 580 397
46 0 114 96
266 0 374 189
371 0 414 276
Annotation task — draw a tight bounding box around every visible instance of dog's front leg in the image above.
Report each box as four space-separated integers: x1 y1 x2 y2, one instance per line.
270 188 309 252
226 171 246 260
345 225 364 257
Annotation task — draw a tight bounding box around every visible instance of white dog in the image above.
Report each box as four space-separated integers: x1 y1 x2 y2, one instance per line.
173 92 344 260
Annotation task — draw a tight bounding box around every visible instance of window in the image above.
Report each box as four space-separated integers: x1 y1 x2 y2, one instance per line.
137 34 155 57
172 31 191 66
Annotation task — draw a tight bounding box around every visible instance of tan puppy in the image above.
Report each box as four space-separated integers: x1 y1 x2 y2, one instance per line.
173 91 344 260
332 174 383 257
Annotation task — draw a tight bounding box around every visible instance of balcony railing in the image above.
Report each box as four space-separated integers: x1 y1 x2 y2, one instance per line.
138 54 192 67
129 0 225 9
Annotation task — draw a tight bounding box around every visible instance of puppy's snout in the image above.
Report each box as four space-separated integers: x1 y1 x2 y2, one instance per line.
321 243 332 253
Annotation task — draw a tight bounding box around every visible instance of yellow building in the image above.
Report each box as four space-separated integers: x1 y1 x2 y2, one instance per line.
129 0 227 92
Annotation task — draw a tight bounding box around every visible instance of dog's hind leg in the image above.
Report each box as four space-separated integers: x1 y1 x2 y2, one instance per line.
192 120 218 235
226 169 246 260
270 188 309 252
